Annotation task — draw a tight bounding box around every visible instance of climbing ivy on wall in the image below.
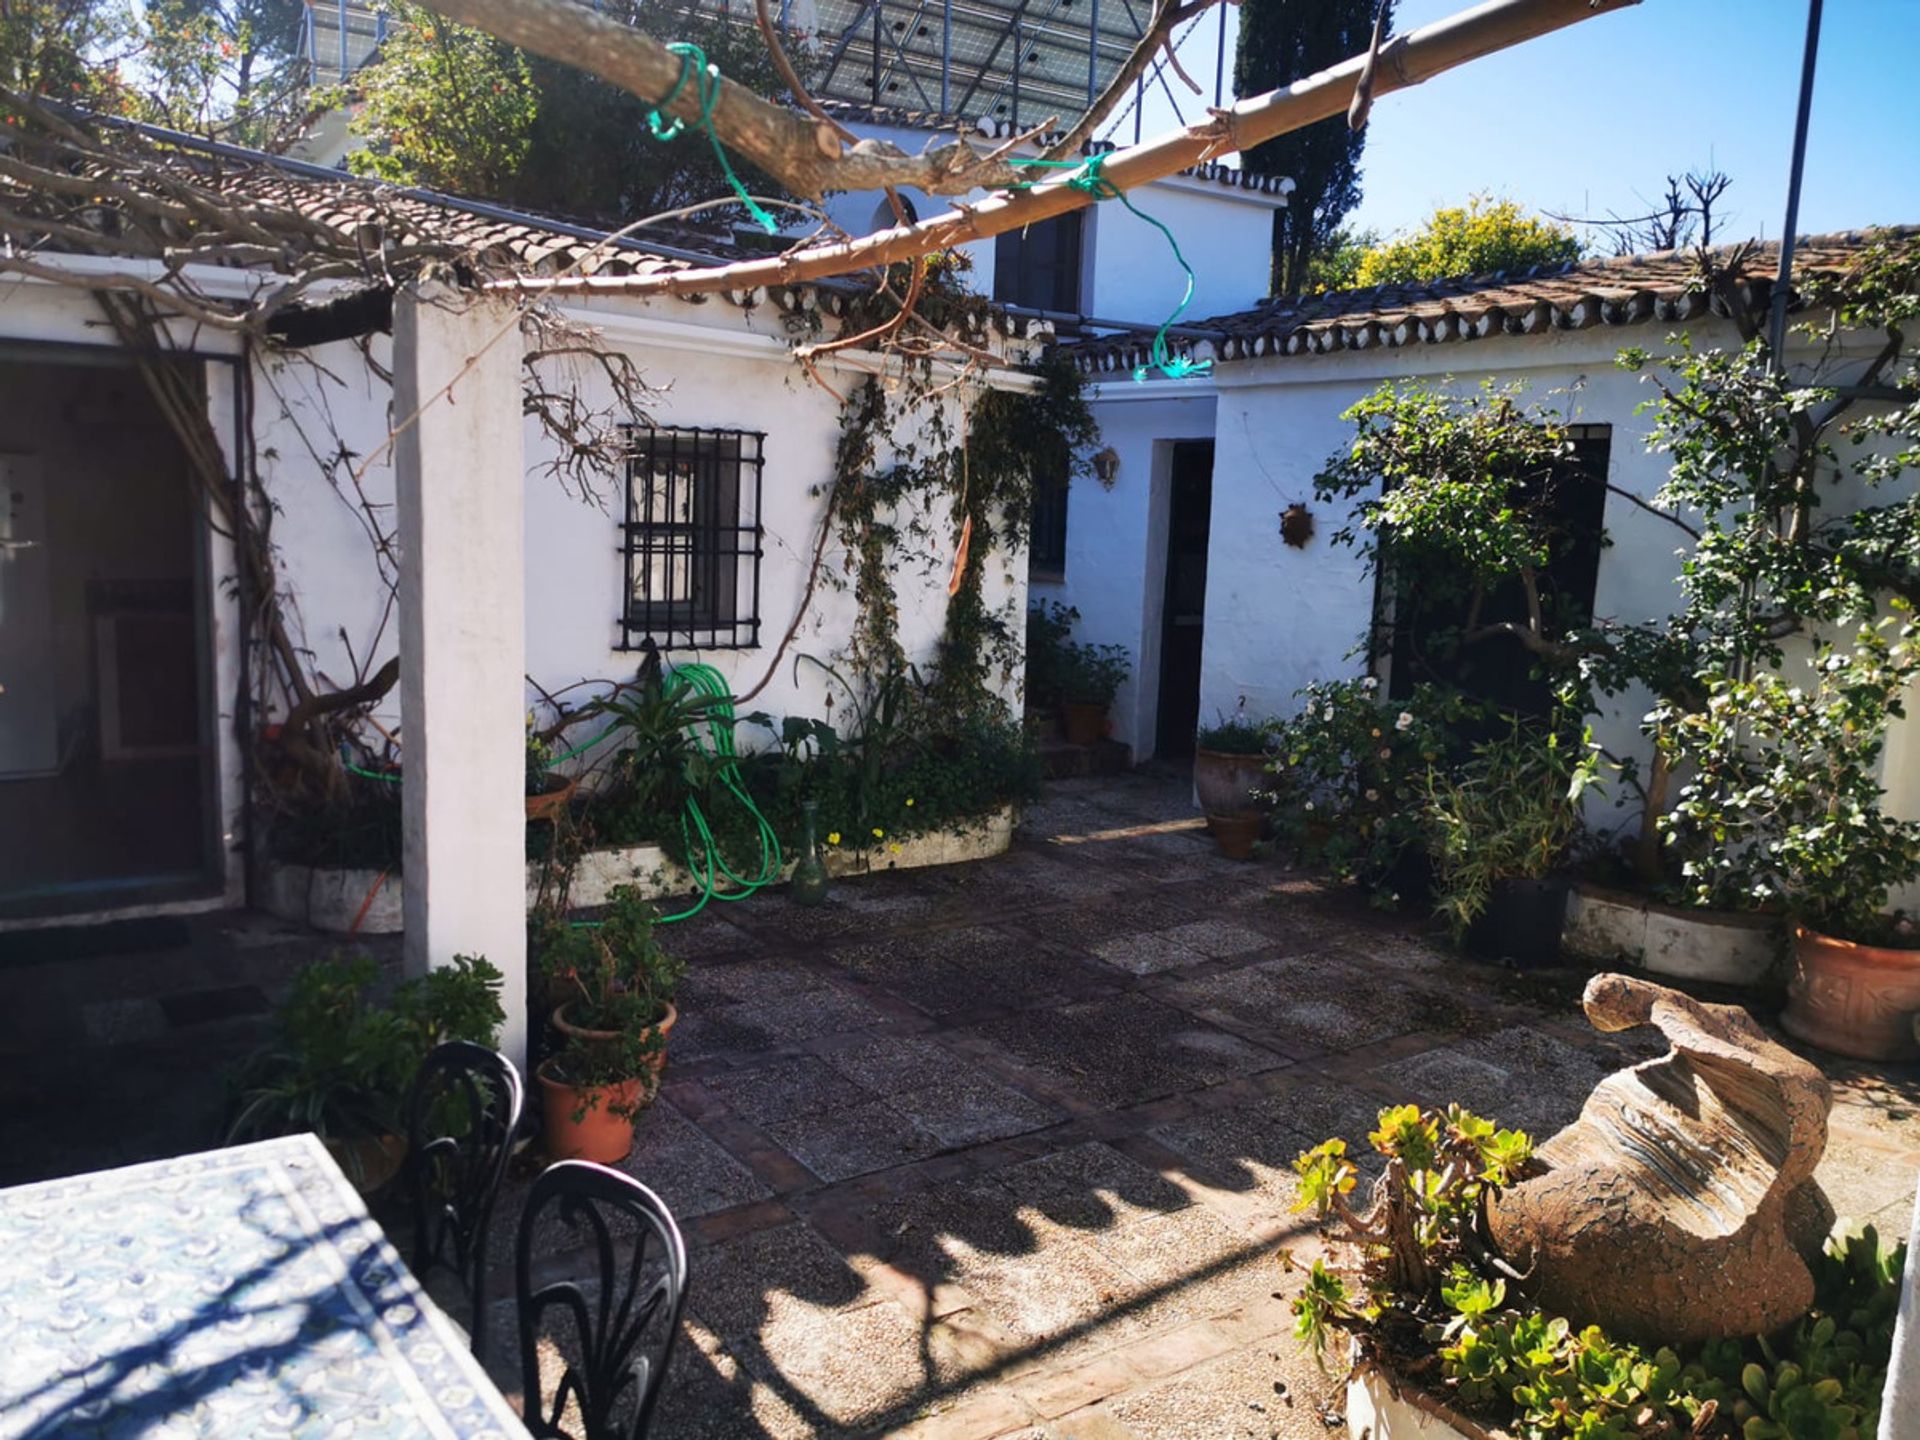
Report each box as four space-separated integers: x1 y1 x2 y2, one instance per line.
822 326 1098 726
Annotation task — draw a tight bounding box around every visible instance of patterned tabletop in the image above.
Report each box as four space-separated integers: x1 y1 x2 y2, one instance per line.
0 1134 531 1439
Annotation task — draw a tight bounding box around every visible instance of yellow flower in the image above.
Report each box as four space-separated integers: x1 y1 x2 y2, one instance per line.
904 797 915 807
871 827 885 839
888 843 902 855
827 832 841 846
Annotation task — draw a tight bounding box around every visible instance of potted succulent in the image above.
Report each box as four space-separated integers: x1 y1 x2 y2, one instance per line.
229 951 506 1193
534 885 685 1163
1662 617 1920 1060
1424 719 1598 966
1193 714 1272 817
1288 1097 1908 1440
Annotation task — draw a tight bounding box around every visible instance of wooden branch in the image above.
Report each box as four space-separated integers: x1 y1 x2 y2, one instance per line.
415 0 1027 199
490 0 1641 300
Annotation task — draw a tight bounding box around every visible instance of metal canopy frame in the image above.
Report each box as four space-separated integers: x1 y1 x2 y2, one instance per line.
302 0 1230 138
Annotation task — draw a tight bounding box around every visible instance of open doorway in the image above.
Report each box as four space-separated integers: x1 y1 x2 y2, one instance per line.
1154 440 1215 759
0 352 221 919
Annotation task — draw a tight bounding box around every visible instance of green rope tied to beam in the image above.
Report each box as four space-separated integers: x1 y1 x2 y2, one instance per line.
1008 153 1212 383
646 43 781 236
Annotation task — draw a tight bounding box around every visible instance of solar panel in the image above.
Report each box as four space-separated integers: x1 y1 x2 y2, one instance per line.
302 0 1221 131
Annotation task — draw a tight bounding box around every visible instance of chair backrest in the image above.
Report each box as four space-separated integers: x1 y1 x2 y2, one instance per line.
516 1162 689 1440
402 1039 524 1356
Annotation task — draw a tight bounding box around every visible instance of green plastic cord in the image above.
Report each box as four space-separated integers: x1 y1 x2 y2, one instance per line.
654 662 782 922
1008 153 1211 383
647 44 781 236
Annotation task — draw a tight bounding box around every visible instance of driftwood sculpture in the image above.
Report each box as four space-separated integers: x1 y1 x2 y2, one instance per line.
1487 974 1834 1345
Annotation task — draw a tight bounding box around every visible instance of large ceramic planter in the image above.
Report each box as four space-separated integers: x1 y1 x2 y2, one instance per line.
321 1133 408 1197
1782 926 1920 1061
1193 748 1268 816
1060 701 1109 747
1207 811 1262 861
1562 883 1780 986
1463 877 1568 968
536 1061 642 1164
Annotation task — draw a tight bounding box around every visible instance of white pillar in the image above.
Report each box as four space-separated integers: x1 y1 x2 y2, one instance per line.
394 283 528 1071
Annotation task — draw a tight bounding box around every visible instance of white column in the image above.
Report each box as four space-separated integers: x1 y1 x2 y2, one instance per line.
394 283 528 1071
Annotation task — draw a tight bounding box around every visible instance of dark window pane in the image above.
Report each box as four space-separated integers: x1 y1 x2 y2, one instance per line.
994 210 1084 313
621 428 763 650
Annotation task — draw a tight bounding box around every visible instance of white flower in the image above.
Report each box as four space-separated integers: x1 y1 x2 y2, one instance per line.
1365 788 1380 802
1303 801 1315 812
1362 676 1379 691
1394 711 1413 731
1323 706 1335 721
1379 748 1392 760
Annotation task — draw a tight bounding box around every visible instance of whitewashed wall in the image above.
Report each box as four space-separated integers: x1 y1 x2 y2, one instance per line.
1034 386 1215 753
824 119 1282 329
260 292 1033 755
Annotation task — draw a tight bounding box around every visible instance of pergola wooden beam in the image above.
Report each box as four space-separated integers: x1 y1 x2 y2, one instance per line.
483 0 1641 300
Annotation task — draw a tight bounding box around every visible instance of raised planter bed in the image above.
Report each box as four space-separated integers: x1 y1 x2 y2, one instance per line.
259 806 1017 935
1562 882 1780 986
1346 1355 1500 1440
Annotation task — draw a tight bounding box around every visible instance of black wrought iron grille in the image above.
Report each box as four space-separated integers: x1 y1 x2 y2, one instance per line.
620 427 765 650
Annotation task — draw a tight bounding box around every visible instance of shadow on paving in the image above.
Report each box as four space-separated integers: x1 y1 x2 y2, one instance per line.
10 770 1920 1440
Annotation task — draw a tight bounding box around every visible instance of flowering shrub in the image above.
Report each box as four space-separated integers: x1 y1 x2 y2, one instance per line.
1263 678 1482 903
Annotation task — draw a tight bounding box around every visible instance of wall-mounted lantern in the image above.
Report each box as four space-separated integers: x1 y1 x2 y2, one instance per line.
1280 502 1315 548
1090 447 1120 488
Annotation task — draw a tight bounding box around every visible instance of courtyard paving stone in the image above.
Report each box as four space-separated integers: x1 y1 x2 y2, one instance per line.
13 769 1920 1440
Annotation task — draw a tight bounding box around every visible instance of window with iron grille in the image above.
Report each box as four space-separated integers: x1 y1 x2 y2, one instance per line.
621 427 764 650
1029 468 1069 577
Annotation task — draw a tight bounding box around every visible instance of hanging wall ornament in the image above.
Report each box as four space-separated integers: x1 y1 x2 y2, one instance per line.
1280 503 1315 548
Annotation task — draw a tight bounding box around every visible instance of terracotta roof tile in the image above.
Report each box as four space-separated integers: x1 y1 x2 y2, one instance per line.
1068 229 1914 374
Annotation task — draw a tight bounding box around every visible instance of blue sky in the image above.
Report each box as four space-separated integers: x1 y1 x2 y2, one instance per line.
1110 0 1920 246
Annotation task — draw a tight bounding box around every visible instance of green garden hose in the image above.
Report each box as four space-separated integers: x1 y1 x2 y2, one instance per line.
656 662 782 923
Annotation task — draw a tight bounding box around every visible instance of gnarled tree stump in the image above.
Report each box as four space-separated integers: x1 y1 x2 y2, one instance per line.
1487 973 1834 1344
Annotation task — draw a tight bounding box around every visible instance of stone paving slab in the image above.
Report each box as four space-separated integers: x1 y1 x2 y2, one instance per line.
13 770 1920 1440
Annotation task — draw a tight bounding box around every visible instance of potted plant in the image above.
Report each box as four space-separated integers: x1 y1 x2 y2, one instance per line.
1193 714 1272 817
1662 615 1920 1060
1058 636 1131 748
524 721 576 823
1424 719 1598 966
1287 1099 1908 1439
229 951 506 1192
534 885 684 1163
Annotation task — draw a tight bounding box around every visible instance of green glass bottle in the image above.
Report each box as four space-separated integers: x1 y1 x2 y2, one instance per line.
789 799 830 907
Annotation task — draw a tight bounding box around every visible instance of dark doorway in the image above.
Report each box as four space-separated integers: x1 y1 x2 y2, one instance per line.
1155 440 1215 759
0 353 221 919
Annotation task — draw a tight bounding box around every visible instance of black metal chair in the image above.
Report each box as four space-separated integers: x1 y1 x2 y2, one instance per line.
401 1039 524 1358
515 1162 689 1440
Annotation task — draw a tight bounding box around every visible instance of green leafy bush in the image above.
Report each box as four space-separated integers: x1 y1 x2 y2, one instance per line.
230 952 505 1142
1352 197 1581 287
1025 601 1132 708
1264 678 1483 903
1425 719 1600 940
1196 715 1272 755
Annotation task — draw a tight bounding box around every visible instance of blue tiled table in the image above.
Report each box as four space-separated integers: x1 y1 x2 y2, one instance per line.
0 1134 531 1439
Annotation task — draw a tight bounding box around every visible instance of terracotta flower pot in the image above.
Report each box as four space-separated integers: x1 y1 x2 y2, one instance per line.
321 1132 408 1197
1060 701 1108 748
551 1000 678 1087
1193 748 1268 816
1782 926 1920 1061
525 771 577 824
1207 811 1262 861
537 1061 642 1164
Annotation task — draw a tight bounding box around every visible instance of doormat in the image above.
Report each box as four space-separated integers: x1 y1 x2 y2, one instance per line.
0 917 194 970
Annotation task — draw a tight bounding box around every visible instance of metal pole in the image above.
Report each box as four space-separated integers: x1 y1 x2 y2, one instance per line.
1133 73 1143 143
941 0 953 112
872 1 882 104
1012 14 1022 130
1214 2 1226 108
337 0 349 79
1087 0 1100 109
1767 0 1823 371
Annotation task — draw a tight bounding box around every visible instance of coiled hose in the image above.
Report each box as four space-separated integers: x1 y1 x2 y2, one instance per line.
657 662 782 923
